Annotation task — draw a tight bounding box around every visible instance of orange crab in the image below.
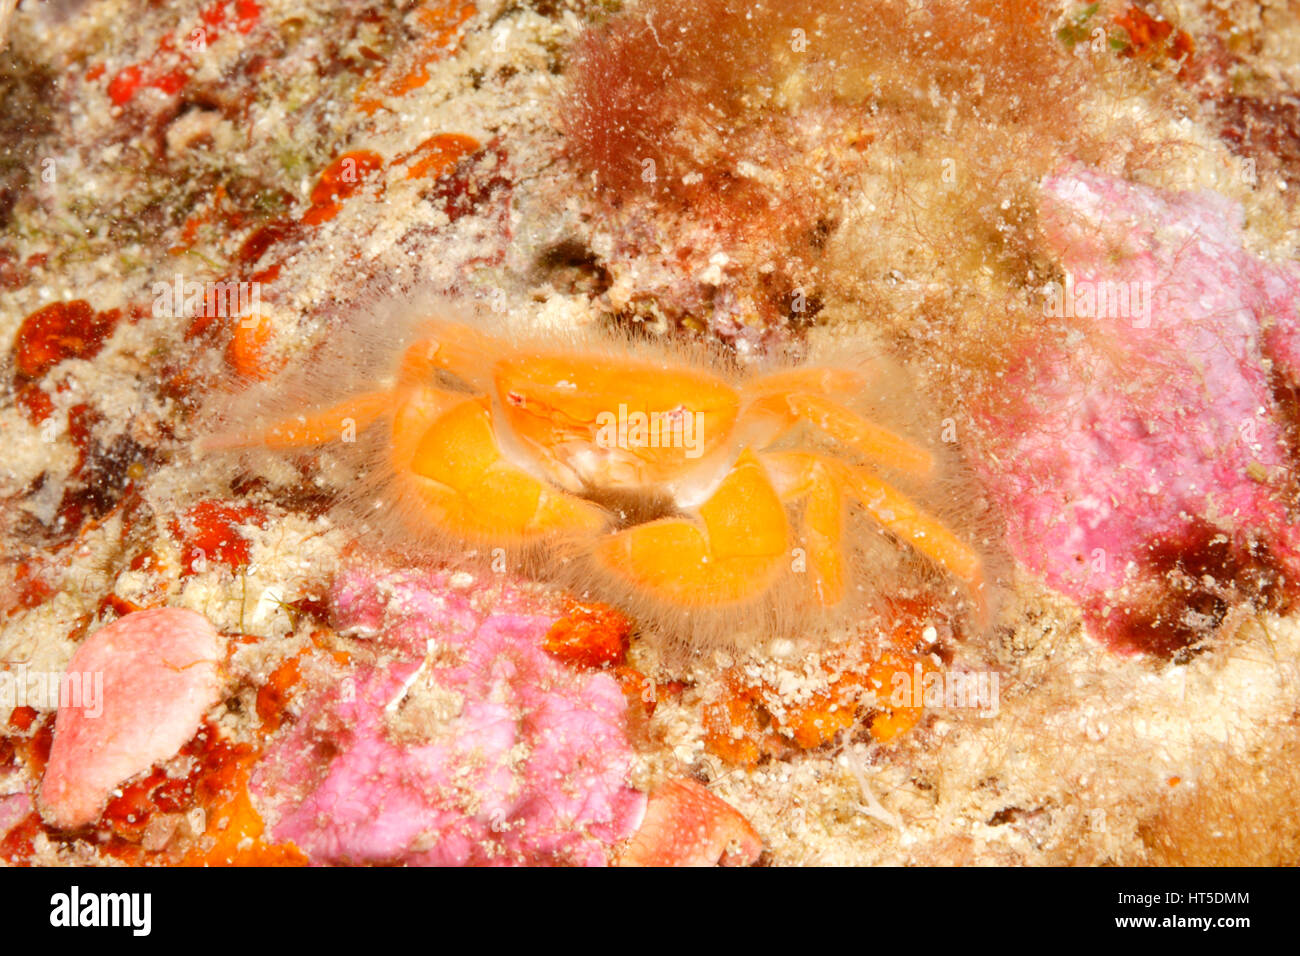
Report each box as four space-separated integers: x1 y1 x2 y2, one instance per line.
212 317 984 632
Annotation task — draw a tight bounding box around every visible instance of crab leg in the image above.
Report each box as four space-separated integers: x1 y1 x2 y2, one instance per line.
400 387 608 542
397 322 503 391
741 391 933 477
594 450 791 605
763 452 847 607
786 393 934 476
202 390 394 450
742 367 866 401
831 459 984 607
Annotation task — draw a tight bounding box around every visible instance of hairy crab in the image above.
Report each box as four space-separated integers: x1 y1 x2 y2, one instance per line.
209 314 986 641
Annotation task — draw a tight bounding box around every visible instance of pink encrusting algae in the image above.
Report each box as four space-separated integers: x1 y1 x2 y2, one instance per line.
252 567 647 866
0 792 32 837
38 608 224 829
972 163 1300 654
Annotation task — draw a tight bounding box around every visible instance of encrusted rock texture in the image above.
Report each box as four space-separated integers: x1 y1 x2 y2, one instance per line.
2 0 1300 865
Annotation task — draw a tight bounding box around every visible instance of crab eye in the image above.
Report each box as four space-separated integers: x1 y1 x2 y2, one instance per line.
506 392 526 407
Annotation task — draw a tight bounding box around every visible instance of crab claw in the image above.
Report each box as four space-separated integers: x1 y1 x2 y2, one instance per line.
617 779 762 867
594 450 789 606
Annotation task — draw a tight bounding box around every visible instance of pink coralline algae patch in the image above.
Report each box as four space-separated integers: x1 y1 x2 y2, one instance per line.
253 567 646 866
618 778 762 867
0 792 32 837
973 163 1300 654
38 608 224 829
